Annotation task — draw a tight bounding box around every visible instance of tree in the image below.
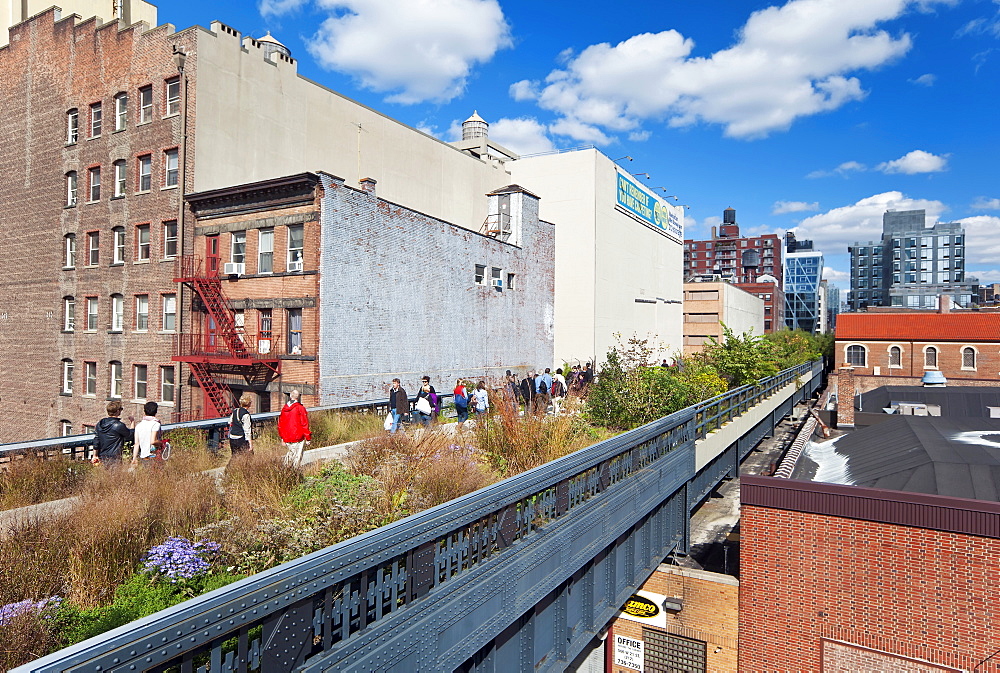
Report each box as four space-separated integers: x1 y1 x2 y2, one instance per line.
700 325 778 388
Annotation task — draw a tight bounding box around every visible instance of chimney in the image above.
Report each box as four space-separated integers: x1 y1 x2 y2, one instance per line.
711 226 717 240
837 366 855 428
359 177 377 195
938 294 950 313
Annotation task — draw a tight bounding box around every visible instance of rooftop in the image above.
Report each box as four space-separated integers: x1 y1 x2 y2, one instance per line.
836 312 1000 341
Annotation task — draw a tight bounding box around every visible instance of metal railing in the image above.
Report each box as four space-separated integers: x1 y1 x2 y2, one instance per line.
10 360 823 672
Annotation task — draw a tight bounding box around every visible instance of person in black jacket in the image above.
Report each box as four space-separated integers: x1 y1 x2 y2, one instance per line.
91 400 134 465
388 378 408 434
519 370 536 410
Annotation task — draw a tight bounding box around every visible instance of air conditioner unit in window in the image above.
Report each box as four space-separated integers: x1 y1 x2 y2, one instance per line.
287 261 303 272
493 278 503 291
223 262 244 276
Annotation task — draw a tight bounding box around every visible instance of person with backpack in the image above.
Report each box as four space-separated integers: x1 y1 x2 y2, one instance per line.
228 394 254 462
551 368 567 414
534 368 553 415
453 379 470 431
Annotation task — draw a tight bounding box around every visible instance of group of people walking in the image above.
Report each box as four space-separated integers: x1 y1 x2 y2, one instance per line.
91 399 165 467
388 376 489 433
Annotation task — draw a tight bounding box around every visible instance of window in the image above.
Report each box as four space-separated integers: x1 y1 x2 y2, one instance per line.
846 345 866 367
474 264 485 284
163 220 178 258
139 85 153 123
135 224 150 261
67 109 79 143
889 346 901 367
287 224 304 271
109 361 123 398
162 293 176 331
61 420 73 436
64 234 76 268
66 171 78 206
135 294 149 331
85 297 98 330
491 266 502 290
160 366 175 403
258 228 273 273
87 232 99 266
88 166 100 201
63 296 75 331
84 361 97 396
112 227 126 264
287 308 302 355
507 272 516 290
963 347 977 370
90 102 102 137
165 77 180 116
110 294 124 331
925 346 938 368
61 359 73 394
231 231 246 264
643 628 706 673
114 93 127 131
137 154 152 192
258 308 273 354
134 364 148 400
113 160 126 197
164 148 179 187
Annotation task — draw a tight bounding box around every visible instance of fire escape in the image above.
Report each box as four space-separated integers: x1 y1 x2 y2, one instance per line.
173 255 281 419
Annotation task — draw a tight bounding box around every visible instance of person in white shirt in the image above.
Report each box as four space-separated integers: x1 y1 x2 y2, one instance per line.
552 368 568 414
133 400 162 467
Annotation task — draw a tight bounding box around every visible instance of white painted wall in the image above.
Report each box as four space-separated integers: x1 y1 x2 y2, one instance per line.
508 149 684 367
192 23 512 231
722 283 765 337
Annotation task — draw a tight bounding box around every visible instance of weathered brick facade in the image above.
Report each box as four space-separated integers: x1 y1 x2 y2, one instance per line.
610 565 738 673
0 10 197 440
317 174 555 402
740 481 1000 672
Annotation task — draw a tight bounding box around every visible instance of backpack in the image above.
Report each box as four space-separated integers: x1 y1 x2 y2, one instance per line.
229 407 249 439
455 388 468 408
551 379 564 397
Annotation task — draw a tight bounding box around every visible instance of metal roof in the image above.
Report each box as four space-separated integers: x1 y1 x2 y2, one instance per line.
798 416 1000 502
856 385 1000 417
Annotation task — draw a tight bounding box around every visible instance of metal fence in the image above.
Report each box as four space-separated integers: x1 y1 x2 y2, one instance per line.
11 360 822 673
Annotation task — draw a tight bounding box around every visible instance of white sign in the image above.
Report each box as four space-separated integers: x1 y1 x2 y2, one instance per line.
614 634 644 671
618 590 669 629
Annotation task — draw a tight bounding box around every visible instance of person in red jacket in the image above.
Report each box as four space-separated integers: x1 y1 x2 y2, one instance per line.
278 389 311 468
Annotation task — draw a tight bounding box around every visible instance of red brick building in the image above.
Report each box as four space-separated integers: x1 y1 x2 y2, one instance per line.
683 208 782 285
740 476 1000 672
835 310 1000 393
0 7 197 438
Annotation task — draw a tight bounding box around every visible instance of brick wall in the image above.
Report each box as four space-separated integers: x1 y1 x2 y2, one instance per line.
0 10 198 440
610 565 738 673
740 505 1000 671
836 338 1000 385
317 174 555 403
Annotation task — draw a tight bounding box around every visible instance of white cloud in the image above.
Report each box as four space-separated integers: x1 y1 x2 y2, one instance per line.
971 197 1000 210
909 73 936 86
806 160 868 178
794 191 946 252
259 0 309 17
512 0 949 140
823 267 851 283
773 200 820 214
956 215 1000 271
305 0 511 104
876 149 948 174
548 118 612 145
488 117 556 155
509 80 538 102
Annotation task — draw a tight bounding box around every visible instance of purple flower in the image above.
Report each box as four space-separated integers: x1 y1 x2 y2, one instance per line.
143 537 220 583
0 596 62 626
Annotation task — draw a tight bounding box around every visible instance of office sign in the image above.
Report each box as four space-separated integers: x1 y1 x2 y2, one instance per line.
616 170 683 243
614 634 645 671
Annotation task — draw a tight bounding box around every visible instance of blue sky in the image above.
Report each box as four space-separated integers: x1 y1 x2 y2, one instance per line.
160 0 1000 289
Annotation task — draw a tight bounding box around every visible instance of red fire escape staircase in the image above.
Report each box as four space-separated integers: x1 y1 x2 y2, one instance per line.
173 256 281 419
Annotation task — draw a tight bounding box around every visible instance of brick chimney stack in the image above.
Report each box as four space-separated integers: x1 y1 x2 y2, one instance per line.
359 177 377 195
837 366 855 428
938 294 950 314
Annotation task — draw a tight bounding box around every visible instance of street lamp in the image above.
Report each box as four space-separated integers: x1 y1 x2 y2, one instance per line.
614 155 633 164
633 172 651 179
655 188 678 200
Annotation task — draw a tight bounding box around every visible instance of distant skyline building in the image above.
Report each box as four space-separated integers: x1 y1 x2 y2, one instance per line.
848 210 974 311
784 232 825 333
683 208 784 332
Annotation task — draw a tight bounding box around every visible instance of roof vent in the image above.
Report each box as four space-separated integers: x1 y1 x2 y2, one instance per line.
921 370 947 387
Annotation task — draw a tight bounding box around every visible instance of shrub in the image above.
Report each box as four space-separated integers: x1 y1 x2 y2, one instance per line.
309 411 385 447
222 451 302 521
410 446 496 509
143 537 220 583
0 455 92 510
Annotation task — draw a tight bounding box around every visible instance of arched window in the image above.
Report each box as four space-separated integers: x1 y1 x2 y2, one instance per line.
963 347 977 370
924 346 938 368
888 346 901 367
846 345 866 367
